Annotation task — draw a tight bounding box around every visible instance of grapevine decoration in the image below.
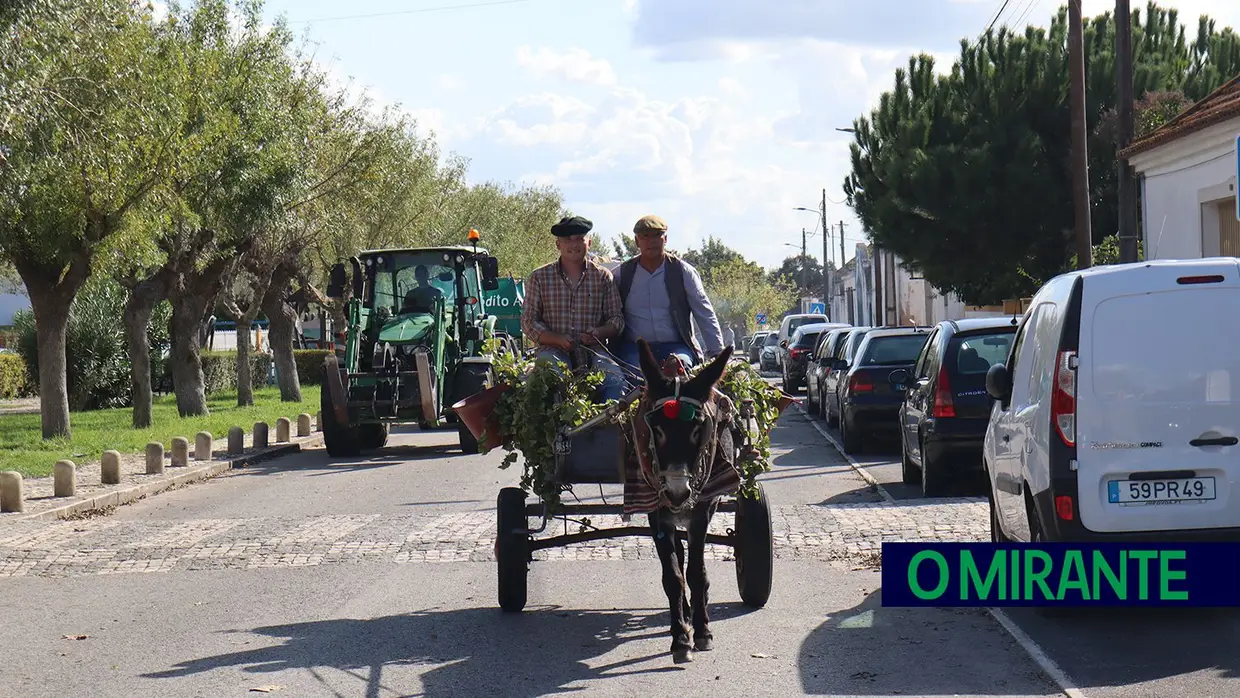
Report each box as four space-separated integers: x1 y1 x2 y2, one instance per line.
481 339 786 512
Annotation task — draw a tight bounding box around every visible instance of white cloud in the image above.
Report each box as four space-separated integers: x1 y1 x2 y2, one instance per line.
515 46 619 86
436 74 464 91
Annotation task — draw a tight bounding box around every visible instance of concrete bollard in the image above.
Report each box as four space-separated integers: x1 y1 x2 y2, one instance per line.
297 413 311 437
171 437 189 467
227 426 244 454
194 431 213 461
316 411 323 432
145 442 165 475
0 471 23 513
276 417 290 443
53 460 76 497
101 450 121 485
253 422 269 449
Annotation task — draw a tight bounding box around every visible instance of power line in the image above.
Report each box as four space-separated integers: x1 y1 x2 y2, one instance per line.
985 0 1015 34
286 0 542 24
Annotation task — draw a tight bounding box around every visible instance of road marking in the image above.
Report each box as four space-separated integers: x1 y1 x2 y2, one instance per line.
792 399 1089 698
794 402 895 504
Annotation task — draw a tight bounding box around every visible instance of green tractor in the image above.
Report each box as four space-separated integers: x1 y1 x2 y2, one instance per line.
321 233 502 456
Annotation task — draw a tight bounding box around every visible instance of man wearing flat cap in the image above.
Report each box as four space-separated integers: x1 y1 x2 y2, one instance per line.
612 214 726 370
520 215 627 401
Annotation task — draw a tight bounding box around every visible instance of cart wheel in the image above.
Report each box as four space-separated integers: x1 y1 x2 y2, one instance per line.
496 487 530 612
734 482 773 608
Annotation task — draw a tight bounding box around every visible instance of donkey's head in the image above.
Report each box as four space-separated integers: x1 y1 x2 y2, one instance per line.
637 339 735 509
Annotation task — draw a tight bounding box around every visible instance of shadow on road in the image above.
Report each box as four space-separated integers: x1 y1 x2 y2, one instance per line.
143 603 758 697
798 589 1058 695
1007 605 1240 689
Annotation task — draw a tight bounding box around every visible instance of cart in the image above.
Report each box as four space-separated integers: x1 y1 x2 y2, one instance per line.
494 362 775 613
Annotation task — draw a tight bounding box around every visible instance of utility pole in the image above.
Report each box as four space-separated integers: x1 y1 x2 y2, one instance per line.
1116 0 1138 263
801 227 809 296
1069 0 1093 269
822 189 831 311
838 220 847 319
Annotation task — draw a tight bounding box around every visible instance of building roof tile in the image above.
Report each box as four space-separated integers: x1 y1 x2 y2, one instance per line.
1119 74 1240 159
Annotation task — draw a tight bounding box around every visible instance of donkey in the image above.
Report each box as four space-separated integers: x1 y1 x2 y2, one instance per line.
633 338 738 664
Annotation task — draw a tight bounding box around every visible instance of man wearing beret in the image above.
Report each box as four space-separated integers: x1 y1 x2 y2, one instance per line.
612 214 726 370
520 215 627 401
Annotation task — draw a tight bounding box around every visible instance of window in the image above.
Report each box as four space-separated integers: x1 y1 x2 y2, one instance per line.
795 332 822 348
1009 305 1051 407
953 332 1015 375
860 334 931 366
765 333 779 347
371 251 457 314
915 329 942 379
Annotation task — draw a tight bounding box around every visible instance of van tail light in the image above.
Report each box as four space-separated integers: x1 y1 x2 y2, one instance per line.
1055 494 1074 521
790 348 807 360
849 374 874 393
1177 274 1224 284
932 365 955 418
1051 350 1077 447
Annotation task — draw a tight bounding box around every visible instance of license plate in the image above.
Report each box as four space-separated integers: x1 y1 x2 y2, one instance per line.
1107 477 1216 505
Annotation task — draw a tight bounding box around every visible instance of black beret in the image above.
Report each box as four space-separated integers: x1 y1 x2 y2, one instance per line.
551 215 593 237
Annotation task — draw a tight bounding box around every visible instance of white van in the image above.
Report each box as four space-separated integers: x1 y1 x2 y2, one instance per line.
983 258 1240 542
776 313 828 367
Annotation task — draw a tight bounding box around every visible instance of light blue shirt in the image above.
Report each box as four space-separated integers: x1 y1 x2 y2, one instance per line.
619 258 725 356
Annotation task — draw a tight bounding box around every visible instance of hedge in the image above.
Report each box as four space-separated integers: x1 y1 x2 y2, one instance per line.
0 352 30 398
294 349 331 385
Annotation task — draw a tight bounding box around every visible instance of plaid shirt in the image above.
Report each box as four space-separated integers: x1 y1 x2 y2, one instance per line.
521 258 625 366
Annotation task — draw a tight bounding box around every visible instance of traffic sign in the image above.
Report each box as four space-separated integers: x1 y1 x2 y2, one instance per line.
755 313 767 325
809 302 825 314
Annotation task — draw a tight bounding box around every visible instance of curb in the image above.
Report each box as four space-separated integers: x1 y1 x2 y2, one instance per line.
791 399 1087 698
7 433 325 523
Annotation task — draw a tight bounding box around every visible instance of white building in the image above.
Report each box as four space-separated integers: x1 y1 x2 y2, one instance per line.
1123 75 1240 258
830 243 996 327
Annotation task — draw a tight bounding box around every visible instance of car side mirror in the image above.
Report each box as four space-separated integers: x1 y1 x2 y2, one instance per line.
986 363 1012 402
888 368 909 392
833 359 847 371
327 263 347 299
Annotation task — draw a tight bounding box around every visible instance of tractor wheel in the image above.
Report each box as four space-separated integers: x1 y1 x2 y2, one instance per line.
496 487 530 612
734 482 774 608
321 382 361 458
359 422 390 451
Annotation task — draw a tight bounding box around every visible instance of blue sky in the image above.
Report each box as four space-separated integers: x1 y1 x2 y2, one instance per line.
258 0 1240 271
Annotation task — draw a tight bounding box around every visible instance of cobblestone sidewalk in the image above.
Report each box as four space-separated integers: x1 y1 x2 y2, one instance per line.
0 498 988 578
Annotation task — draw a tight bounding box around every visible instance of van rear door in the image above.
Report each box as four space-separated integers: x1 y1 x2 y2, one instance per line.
1076 260 1240 534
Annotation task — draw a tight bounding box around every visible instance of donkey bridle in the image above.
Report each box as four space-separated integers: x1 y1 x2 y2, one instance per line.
641 375 725 513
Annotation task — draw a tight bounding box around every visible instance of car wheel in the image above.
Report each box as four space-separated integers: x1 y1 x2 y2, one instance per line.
920 434 948 497
840 413 863 454
900 430 918 485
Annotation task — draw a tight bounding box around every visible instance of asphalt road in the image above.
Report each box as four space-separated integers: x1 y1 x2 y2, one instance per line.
0 401 1059 697
788 373 1240 698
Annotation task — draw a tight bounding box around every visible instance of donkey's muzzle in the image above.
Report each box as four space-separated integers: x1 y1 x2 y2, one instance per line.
662 470 691 506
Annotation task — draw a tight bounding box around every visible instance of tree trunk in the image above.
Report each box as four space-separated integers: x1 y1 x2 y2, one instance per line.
123 277 165 429
27 289 75 439
169 291 215 417
262 276 302 403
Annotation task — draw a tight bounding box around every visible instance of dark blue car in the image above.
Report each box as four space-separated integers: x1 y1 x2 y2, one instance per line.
889 317 1017 496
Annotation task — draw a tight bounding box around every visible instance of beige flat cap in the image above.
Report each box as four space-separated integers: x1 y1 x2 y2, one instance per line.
633 214 668 233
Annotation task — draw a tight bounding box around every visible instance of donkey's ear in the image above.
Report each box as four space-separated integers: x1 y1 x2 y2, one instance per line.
689 346 734 394
636 338 669 393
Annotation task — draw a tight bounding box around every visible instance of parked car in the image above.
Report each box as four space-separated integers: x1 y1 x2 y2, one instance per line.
822 326 874 427
807 328 852 414
759 332 780 372
837 326 932 454
984 259 1240 543
775 313 828 368
748 331 771 363
889 318 1017 496
782 322 849 393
